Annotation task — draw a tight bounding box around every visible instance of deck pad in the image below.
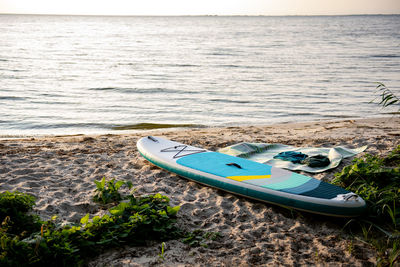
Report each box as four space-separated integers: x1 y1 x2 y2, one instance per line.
176 151 347 197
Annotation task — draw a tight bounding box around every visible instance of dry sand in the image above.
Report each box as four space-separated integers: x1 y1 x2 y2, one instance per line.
1 117 399 266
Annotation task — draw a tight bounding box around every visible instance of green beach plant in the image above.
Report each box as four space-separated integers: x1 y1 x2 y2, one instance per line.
0 189 183 266
182 229 221 248
333 145 400 266
0 182 220 266
93 177 133 204
372 83 400 114
0 191 42 236
333 147 400 220
158 241 166 261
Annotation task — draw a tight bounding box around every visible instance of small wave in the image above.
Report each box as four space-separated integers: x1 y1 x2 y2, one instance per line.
321 114 356 119
88 87 122 91
209 98 251 104
214 64 265 69
291 112 320 116
164 64 200 68
0 96 26 101
206 52 236 56
0 68 24 72
370 54 400 58
39 93 67 98
1 75 24 79
22 122 113 130
111 122 201 130
87 87 184 94
240 79 267 82
30 101 73 105
215 64 241 68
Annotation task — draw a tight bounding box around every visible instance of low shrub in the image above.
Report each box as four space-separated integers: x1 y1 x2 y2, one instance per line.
0 191 42 236
0 182 219 266
333 145 400 266
0 190 181 266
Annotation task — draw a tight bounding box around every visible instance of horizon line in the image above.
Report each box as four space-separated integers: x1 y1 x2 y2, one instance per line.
1 12 400 17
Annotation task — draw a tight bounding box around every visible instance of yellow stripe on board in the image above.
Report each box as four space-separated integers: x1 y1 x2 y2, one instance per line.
227 175 271 181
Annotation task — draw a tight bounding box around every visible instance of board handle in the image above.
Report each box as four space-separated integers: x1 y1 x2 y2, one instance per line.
226 163 242 169
147 136 159 142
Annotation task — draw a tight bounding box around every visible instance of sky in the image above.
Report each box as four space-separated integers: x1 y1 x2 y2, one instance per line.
0 0 399 16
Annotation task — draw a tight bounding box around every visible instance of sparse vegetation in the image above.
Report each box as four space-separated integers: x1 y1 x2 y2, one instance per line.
182 229 222 248
0 189 182 266
0 179 220 266
333 146 400 266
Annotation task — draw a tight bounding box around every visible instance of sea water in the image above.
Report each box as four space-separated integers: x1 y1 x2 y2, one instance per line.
0 15 399 136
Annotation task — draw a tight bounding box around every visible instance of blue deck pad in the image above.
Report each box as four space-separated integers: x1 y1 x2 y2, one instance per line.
176 152 315 191
176 151 273 178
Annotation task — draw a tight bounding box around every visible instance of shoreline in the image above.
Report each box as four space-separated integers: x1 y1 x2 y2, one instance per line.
0 115 395 141
1 117 399 265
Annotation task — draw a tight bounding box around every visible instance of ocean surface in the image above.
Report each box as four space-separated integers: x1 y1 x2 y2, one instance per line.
0 14 399 136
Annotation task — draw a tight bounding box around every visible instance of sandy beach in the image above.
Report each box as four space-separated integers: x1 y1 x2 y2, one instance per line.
1 117 399 266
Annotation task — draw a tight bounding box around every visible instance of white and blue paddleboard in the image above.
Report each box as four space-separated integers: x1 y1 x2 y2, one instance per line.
137 136 366 217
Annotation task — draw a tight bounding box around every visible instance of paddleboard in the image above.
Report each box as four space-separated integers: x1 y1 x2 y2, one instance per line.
137 136 366 217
